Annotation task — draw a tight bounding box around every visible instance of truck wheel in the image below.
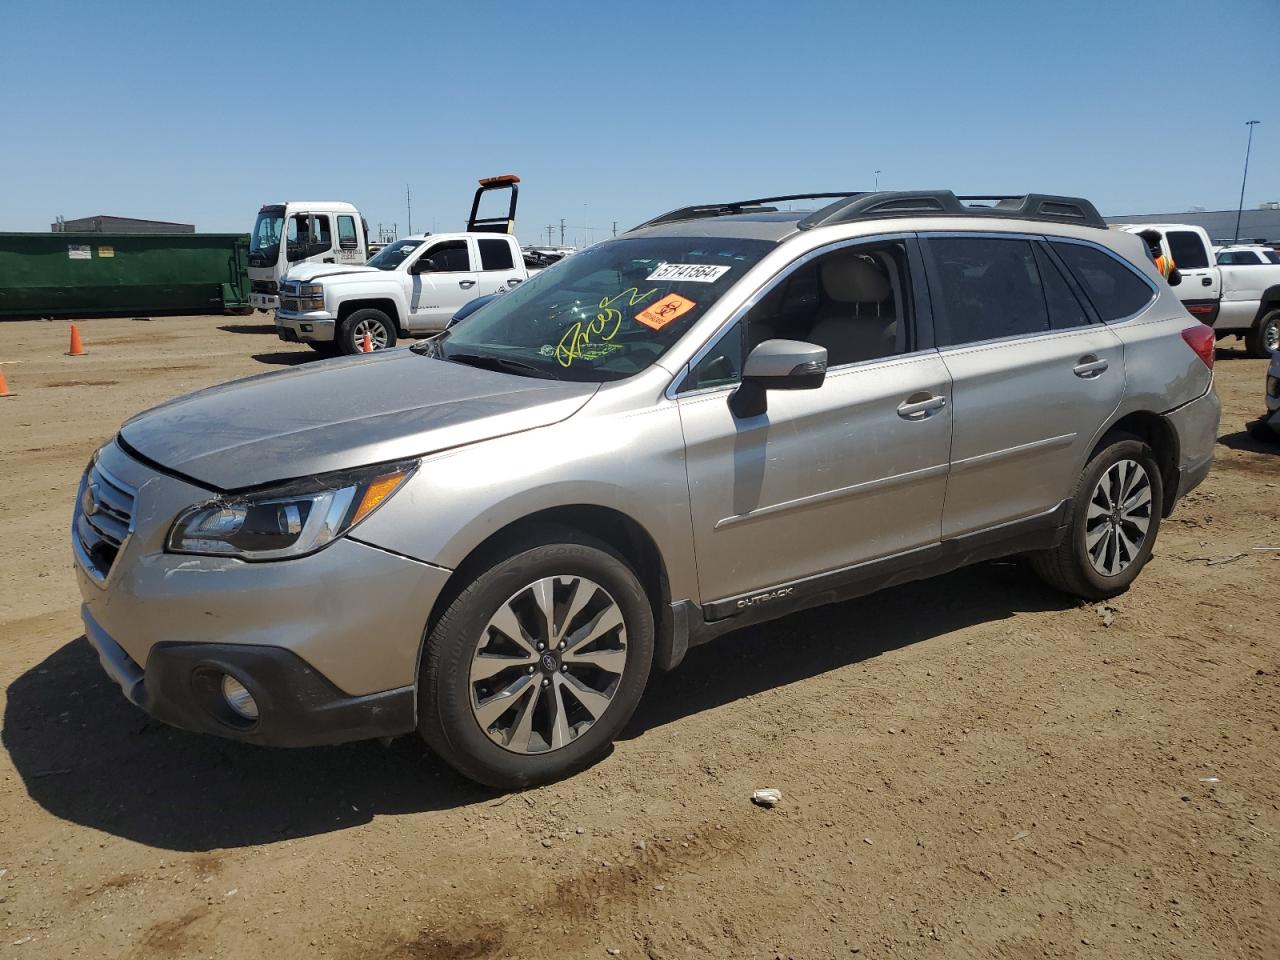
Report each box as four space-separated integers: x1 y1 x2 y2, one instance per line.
1030 435 1164 601
338 309 397 355
419 534 654 789
1245 308 1280 359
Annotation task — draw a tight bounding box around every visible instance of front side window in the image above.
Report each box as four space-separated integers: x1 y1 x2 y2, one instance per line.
367 239 423 270
1167 231 1210 269
686 240 914 390
1051 242 1154 322
337 215 358 249
478 238 515 271
416 240 472 273
286 214 332 262
925 237 1049 346
424 236 773 382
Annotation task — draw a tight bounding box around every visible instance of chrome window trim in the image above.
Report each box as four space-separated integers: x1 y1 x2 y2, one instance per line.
666 232 914 399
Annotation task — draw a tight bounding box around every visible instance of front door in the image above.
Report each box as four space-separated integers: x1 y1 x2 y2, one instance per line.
408 239 480 332
677 237 952 606
921 234 1125 538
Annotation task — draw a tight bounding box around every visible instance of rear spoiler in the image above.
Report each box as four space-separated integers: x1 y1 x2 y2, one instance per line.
467 174 520 234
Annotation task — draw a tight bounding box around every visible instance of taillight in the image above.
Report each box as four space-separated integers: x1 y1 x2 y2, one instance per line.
1181 324 1216 369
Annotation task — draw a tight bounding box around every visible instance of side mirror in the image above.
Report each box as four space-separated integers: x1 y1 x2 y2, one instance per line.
729 339 827 418
411 258 434 274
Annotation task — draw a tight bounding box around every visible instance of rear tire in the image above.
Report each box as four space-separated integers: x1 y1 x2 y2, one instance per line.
1245 308 1280 359
419 534 654 789
1031 435 1164 601
338 308 397 355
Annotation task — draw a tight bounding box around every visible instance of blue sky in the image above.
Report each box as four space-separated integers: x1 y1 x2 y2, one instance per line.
1 0 1277 247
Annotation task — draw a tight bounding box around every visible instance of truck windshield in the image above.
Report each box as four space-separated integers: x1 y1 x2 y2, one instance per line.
420 236 774 382
368 239 424 270
249 210 285 266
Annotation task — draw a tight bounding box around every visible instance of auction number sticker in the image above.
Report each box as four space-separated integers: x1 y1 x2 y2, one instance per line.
645 263 731 283
635 293 696 331
67 244 91 260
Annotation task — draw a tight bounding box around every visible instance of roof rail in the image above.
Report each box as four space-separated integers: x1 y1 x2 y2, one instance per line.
629 193 863 231
797 191 1106 230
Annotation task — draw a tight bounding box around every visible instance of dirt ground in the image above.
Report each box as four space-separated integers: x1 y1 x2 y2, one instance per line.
0 315 1277 960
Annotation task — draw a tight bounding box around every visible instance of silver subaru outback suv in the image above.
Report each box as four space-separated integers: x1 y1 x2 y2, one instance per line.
74 191 1220 787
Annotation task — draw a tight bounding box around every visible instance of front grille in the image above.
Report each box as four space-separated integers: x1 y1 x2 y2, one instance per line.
74 459 136 579
281 298 301 312
252 279 278 295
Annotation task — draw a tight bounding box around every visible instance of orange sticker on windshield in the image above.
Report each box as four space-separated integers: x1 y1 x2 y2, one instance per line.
634 293 696 331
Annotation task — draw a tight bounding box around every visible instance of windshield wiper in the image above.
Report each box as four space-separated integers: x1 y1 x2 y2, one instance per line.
440 351 560 380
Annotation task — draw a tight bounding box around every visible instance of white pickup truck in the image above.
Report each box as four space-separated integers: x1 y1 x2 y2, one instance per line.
1115 223 1280 356
275 175 533 354
274 232 530 354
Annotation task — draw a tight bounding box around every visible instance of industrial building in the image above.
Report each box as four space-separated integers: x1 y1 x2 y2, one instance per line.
1105 206 1280 245
50 214 195 234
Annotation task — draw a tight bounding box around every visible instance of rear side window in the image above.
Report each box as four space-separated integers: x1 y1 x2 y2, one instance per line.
925 237 1048 346
1166 231 1210 269
1217 250 1263 265
337 215 358 249
1051 242 1154 322
1033 244 1091 329
477 238 515 271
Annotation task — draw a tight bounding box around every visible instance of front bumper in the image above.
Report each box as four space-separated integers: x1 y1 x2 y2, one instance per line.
74 441 451 746
275 309 336 343
250 293 280 310
83 608 416 746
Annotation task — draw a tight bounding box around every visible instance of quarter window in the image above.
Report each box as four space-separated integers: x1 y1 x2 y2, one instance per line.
477 238 515 271
1217 250 1262 265
1166 231 1210 269
337 215 358 250
1051 242 1154 322
925 237 1049 346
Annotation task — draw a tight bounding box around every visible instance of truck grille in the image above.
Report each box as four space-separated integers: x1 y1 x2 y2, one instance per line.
74 458 136 580
252 279 278 295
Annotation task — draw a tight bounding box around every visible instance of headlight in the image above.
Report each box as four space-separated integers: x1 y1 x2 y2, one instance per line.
166 460 416 560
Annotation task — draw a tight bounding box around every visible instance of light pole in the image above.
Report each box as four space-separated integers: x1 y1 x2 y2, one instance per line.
1234 120 1261 244
874 170 881 191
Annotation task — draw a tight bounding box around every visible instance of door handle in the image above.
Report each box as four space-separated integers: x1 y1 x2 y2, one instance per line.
507 277 523 286
1073 355 1109 378
459 280 476 289
1202 277 1212 286
897 393 947 419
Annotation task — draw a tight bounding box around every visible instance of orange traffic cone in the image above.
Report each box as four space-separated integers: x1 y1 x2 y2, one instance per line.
67 324 87 356
361 332 373 353
0 367 14 398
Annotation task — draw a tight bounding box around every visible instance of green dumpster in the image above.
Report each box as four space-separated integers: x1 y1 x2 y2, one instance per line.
0 232 251 319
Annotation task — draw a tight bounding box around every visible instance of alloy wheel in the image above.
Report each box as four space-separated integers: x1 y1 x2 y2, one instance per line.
1085 459 1153 577
469 576 628 754
352 317 390 350
1263 314 1280 354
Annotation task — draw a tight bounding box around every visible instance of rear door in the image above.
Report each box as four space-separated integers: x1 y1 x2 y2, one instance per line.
1165 228 1221 324
474 237 526 296
407 239 480 332
922 234 1125 539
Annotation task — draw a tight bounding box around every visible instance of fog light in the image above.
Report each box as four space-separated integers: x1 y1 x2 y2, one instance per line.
221 675 259 720
300 323 313 332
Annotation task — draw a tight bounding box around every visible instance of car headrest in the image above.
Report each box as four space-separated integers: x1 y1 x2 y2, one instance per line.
820 253 891 304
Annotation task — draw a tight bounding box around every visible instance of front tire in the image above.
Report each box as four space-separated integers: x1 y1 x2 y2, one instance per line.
1245 308 1280 359
1031 436 1164 600
419 534 654 789
338 308 397 355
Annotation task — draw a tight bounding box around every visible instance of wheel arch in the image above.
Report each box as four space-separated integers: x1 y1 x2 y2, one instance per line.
420 504 679 680
1092 410 1180 517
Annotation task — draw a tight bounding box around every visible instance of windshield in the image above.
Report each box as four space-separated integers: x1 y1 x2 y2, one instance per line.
367 238 425 270
421 236 774 382
250 210 285 265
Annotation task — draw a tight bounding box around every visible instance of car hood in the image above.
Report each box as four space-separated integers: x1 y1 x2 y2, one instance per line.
119 350 598 490
283 263 382 283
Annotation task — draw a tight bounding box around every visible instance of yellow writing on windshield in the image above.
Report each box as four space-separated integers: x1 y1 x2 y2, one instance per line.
555 287 657 368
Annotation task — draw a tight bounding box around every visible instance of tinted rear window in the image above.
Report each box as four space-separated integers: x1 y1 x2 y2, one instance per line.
1051 242 1154 322
478 238 515 271
1166 230 1210 269
925 237 1049 345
